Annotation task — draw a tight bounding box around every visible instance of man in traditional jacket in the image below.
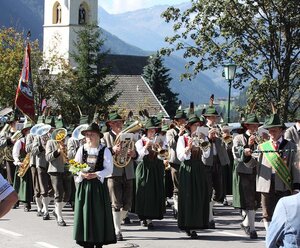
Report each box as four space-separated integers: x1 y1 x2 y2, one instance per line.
102 111 137 241
244 113 300 231
203 104 230 228
166 109 187 218
232 114 260 239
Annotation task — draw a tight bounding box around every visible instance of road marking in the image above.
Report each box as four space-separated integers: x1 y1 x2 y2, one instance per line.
215 231 246 237
0 227 23 237
35 242 60 248
215 230 265 243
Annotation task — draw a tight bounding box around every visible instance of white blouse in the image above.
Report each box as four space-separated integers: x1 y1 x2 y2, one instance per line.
74 144 113 183
135 138 149 161
176 134 211 162
13 137 25 166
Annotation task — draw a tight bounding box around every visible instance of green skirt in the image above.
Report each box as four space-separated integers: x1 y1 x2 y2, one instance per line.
232 161 241 208
135 156 166 220
178 160 209 230
13 167 33 202
73 178 116 246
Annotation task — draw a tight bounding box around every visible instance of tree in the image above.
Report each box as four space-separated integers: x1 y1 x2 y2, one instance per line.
142 52 179 116
161 0 300 121
70 24 119 122
0 27 42 108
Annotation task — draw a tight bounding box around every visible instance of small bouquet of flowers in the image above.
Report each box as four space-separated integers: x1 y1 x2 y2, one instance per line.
68 159 91 175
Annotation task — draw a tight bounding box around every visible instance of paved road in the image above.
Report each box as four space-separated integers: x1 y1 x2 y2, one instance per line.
0 198 266 248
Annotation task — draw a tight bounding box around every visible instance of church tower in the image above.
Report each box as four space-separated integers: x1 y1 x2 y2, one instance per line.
43 0 98 72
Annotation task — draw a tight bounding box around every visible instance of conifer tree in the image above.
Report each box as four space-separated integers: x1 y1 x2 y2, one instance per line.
142 52 179 116
71 24 119 121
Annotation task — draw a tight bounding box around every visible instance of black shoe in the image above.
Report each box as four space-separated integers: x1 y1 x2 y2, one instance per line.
57 219 66 226
250 230 258 239
116 232 123 241
240 223 250 235
123 216 131 225
208 220 215 229
43 212 50 220
185 230 191 236
141 220 147 227
24 207 30 212
147 222 154 230
190 231 198 239
52 210 58 220
223 199 228 206
37 211 43 217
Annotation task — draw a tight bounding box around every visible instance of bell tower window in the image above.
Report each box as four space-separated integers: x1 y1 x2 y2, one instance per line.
53 2 62 24
78 3 88 24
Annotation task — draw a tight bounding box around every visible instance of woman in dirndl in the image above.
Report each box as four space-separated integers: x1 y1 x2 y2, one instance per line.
135 116 166 229
176 114 211 239
73 123 116 248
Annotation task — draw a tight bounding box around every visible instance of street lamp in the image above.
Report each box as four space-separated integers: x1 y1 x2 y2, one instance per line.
223 60 236 123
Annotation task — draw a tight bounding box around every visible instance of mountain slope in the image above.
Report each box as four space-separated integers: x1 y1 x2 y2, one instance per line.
0 2 227 104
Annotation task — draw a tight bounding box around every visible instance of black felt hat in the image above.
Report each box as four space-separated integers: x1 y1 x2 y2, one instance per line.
81 123 103 138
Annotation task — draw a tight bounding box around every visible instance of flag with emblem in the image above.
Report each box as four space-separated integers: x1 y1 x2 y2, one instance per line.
15 41 35 122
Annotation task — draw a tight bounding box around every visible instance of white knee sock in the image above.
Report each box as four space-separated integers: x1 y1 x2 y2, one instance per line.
121 210 128 221
173 194 178 211
36 197 43 212
112 211 121 234
263 220 270 231
56 202 64 222
242 210 249 227
41 196 49 213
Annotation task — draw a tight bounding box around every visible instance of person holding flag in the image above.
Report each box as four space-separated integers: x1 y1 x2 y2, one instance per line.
15 33 35 123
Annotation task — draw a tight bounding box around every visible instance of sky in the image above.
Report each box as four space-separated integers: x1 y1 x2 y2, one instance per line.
99 0 189 14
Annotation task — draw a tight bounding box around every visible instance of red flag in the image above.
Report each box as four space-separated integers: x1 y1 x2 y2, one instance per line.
15 43 35 121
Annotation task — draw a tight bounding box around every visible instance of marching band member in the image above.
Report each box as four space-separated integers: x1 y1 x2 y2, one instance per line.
26 123 42 216
176 114 210 239
31 124 53 220
73 122 116 248
12 121 33 212
284 112 300 145
232 114 260 239
203 100 230 228
166 109 187 218
0 115 19 186
243 113 300 231
102 111 137 241
135 116 166 230
46 127 72 226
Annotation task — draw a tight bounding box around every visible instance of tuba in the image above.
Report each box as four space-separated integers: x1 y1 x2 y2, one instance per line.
114 120 143 168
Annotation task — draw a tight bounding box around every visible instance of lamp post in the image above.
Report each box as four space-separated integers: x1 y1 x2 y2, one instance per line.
223 60 236 123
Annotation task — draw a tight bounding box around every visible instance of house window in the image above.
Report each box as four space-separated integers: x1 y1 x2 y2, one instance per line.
53 2 62 24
